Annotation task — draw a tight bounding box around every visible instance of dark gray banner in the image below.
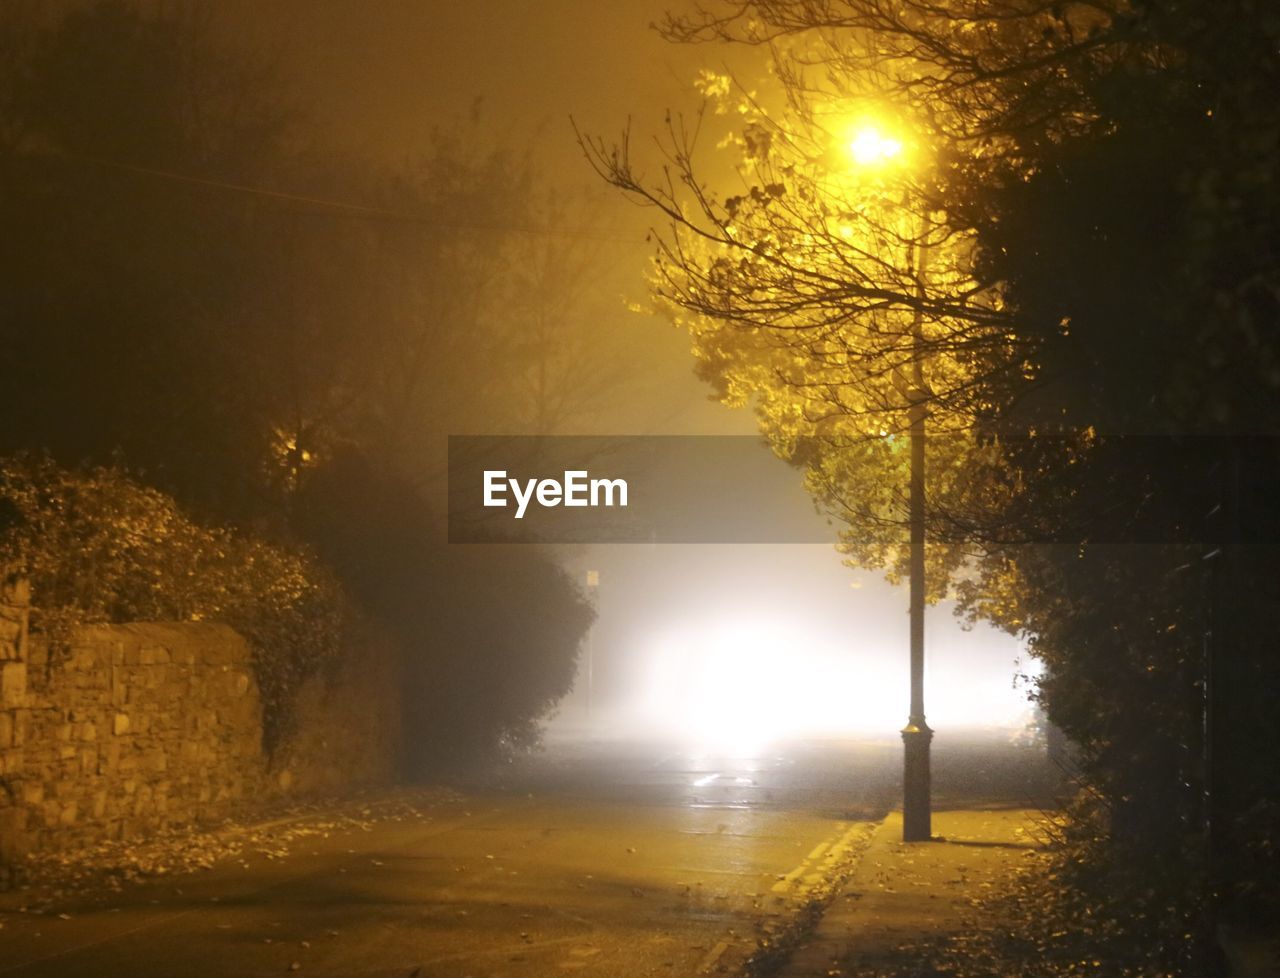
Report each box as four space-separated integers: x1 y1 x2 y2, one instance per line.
446 434 1280 544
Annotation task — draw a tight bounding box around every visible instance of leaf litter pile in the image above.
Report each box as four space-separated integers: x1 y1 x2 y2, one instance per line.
6 787 464 912
831 829 1213 978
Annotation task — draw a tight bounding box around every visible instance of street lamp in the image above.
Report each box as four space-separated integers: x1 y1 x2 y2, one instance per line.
840 120 934 842
845 125 904 167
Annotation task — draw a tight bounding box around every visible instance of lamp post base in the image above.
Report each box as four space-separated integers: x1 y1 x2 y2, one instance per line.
902 720 934 842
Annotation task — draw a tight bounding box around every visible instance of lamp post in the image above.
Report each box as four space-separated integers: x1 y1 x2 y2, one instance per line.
842 124 933 842
901 224 933 843
585 569 599 718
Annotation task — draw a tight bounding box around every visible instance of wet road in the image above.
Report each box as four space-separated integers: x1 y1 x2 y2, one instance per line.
0 731 1048 977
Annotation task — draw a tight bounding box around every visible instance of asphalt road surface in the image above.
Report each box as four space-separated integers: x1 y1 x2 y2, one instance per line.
0 730 1053 978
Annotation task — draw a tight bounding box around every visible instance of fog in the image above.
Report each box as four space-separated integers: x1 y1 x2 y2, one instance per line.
22 0 1033 746
220 0 1032 743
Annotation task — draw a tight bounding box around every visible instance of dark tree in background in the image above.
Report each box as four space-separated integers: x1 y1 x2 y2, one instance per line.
295 451 593 774
1 1 522 517
0 1 595 770
0 2 289 514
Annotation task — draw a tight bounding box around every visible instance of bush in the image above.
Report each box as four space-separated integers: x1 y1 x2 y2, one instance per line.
0 454 346 751
294 449 594 773
403 542 595 771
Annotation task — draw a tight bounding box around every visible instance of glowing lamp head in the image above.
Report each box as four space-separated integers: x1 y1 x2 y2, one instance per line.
847 125 904 167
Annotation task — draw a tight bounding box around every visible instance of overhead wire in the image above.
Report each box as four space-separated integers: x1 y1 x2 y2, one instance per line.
43 149 649 246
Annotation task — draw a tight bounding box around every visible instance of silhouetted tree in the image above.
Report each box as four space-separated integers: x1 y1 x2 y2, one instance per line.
294 448 593 772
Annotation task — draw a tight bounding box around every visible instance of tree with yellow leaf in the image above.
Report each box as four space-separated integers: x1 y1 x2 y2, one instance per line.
581 68 1018 597
592 0 1280 963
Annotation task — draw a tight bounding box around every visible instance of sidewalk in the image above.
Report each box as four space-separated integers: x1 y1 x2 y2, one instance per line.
779 806 1046 977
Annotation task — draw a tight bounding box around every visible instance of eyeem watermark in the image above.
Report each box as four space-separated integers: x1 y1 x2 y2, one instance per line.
452 435 1280 543
483 469 629 519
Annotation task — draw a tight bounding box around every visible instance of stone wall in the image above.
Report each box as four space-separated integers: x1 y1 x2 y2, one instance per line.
0 583 402 886
0 577 32 886
19 622 265 855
